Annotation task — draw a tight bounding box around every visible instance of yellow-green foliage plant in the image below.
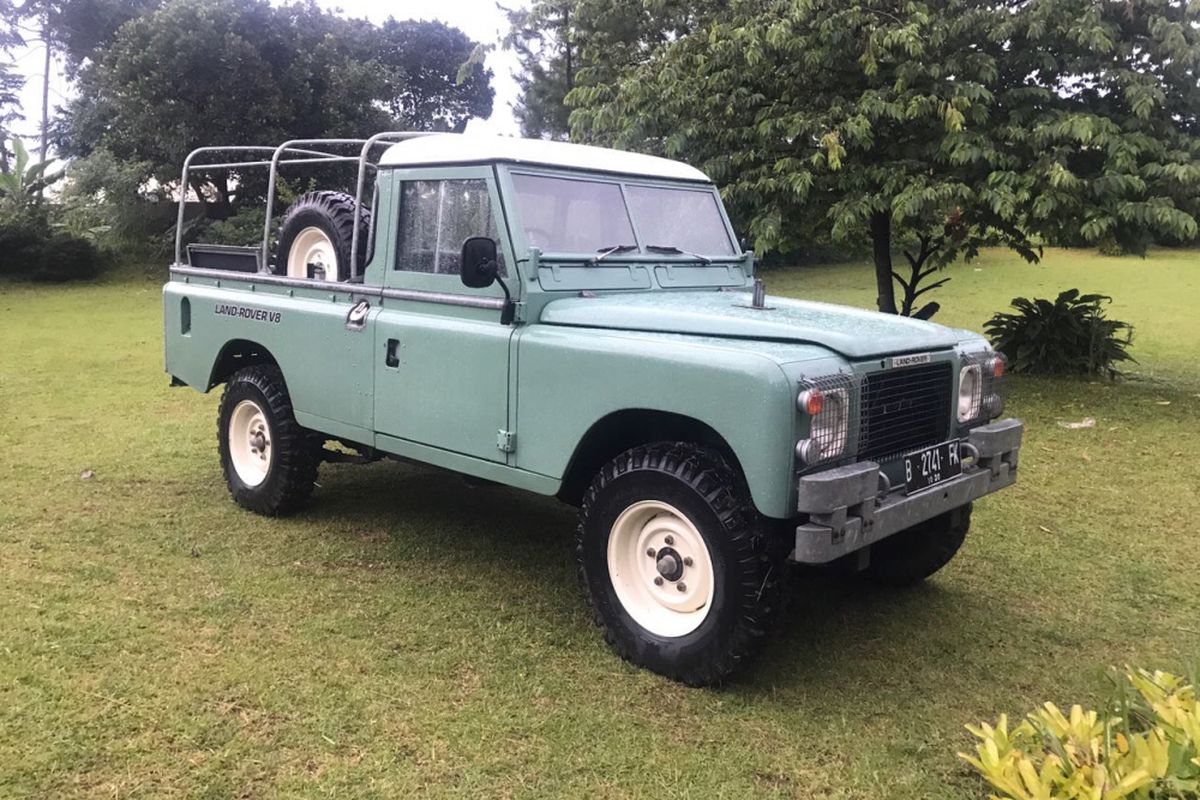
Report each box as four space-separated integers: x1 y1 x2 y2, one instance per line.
960 669 1200 799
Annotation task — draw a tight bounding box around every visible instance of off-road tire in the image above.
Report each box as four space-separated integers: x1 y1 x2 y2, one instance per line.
865 503 972 586
217 365 320 516
577 442 786 686
274 190 371 280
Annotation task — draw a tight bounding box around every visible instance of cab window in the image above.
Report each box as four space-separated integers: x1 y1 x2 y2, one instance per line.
395 179 506 276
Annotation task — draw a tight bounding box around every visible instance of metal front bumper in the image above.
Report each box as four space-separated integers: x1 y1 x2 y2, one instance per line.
792 418 1023 564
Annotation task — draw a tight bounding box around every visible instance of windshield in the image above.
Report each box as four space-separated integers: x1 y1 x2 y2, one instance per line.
511 173 735 256
625 185 735 255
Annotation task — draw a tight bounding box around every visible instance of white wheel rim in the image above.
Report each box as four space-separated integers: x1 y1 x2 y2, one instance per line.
287 226 337 280
606 500 715 638
228 399 272 487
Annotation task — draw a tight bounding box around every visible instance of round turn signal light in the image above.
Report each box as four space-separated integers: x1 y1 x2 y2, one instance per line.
797 389 824 416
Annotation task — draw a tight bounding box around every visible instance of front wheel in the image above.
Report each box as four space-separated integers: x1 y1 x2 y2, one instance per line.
577 443 785 686
217 365 320 516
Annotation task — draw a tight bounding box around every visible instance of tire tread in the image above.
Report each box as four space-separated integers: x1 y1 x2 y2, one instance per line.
218 365 320 516
273 190 371 280
576 442 783 686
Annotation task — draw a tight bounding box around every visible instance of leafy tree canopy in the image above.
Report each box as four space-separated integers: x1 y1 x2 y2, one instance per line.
569 0 1200 315
503 0 703 139
377 18 494 132
0 0 27 167
502 2 574 139
57 0 493 208
0 62 20 130
30 0 161 75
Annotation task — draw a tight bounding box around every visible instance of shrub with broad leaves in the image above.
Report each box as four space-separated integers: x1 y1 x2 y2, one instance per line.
961 668 1200 800
985 289 1135 378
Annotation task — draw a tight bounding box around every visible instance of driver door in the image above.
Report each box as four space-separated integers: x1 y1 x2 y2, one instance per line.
372 168 515 463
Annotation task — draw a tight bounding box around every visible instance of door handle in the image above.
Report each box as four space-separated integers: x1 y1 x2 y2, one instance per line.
385 338 400 368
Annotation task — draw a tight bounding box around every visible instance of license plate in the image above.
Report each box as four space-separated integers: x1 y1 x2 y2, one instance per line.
903 441 962 494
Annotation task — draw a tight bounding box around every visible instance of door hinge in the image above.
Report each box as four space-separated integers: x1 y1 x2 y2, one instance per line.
496 430 516 453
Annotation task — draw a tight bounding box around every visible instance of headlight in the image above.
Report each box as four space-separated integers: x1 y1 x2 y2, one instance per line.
797 386 849 463
957 364 982 422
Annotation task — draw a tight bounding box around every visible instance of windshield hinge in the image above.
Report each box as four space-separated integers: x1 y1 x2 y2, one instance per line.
496 430 516 454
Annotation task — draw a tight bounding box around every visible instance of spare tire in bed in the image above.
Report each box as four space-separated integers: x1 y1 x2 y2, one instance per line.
274 191 371 281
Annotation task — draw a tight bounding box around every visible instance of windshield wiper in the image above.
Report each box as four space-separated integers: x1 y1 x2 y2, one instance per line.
590 243 638 265
646 244 712 264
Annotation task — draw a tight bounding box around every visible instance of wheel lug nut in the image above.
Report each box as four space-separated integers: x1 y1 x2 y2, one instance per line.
676 582 687 592
653 577 663 586
683 556 693 567
646 548 656 558
664 535 674 545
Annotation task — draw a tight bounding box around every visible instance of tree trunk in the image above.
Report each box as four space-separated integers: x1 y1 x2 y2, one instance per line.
563 5 573 92
214 175 233 220
188 175 213 216
870 210 898 314
39 21 51 199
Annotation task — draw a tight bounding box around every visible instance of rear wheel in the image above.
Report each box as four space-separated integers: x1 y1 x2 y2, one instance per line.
274 191 370 281
218 365 320 516
577 442 785 686
865 503 972 586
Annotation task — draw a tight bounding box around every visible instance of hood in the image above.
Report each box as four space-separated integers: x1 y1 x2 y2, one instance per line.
538 291 960 359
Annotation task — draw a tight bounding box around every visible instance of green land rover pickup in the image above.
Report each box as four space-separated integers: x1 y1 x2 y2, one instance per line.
164 132 1023 685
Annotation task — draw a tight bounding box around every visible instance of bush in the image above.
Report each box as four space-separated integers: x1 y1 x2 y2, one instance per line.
0 210 49 276
960 667 1200 800
32 234 105 282
194 206 274 248
984 289 1135 377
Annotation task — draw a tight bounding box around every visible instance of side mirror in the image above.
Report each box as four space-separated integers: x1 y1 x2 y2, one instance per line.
460 237 498 288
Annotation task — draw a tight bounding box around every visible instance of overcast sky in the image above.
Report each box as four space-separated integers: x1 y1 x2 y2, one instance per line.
7 0 526 145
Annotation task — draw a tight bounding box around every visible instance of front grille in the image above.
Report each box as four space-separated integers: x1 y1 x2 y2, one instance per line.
858 362 952 462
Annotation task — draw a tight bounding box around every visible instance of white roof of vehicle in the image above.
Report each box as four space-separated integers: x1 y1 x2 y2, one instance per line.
378 134 711 182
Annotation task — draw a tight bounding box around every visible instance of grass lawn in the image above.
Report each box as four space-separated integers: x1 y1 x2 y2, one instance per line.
1 248 1197 798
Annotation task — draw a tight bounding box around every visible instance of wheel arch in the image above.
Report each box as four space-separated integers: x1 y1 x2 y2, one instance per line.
557 408 749 507
208 339 281 390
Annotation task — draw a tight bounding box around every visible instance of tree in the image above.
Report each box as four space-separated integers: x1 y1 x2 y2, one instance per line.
0 0 25 171
0 62 19 131
571 0 1200 316
503 0 705 140
61 0 301 211
502 2 575 139
376 18 493 132
9 0 162 172
58 0 494 215
42 0 162 76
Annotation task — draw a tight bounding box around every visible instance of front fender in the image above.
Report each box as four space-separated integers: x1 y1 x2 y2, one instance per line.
514 326 807 519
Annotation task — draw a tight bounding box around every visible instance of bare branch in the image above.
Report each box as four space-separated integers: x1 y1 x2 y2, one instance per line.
911 277 951 299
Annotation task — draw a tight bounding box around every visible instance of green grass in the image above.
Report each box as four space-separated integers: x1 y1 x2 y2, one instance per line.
1 249 1197 798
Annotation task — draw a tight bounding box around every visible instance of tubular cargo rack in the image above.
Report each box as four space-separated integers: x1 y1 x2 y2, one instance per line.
173 131 438 277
